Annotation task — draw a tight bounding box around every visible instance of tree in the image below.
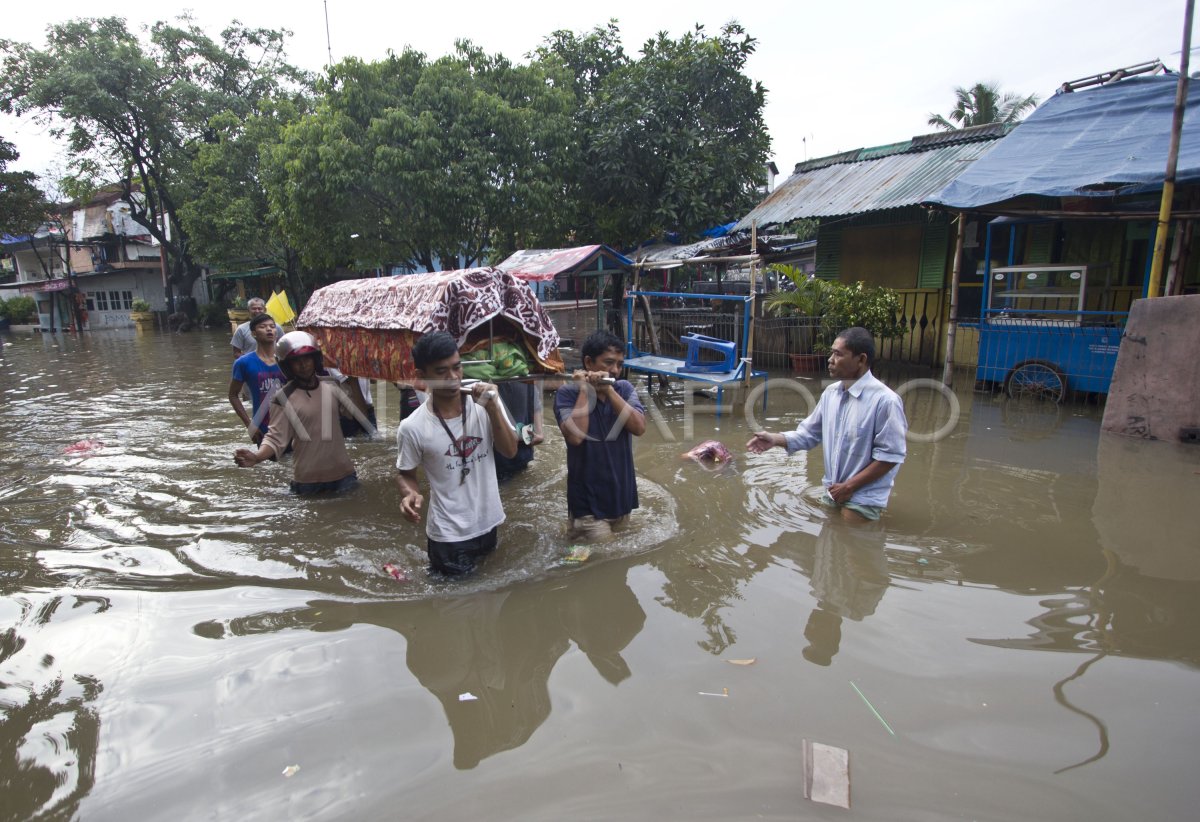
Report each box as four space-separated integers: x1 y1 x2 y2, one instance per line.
269 44 576 274
0 137 48 236
537 22 771 247
177 93 312 303
1 17 307 307
927 82 1040 131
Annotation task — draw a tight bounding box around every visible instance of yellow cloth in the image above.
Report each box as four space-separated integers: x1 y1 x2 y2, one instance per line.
265 290 296 326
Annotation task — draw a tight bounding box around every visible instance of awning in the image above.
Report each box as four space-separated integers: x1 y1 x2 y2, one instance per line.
927 74 1200 209
495 244 632 282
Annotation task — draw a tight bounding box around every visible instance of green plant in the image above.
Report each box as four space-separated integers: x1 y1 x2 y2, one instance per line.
764 265 905 353
0 295 37 323
764 265 833 317
232 295 249 310
824 281 906 340
130 298 152 313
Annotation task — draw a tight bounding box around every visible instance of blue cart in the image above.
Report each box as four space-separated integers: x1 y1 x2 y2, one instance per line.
976 264 1127 401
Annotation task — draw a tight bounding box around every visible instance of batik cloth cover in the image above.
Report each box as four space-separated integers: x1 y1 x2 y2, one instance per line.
296 267 564 382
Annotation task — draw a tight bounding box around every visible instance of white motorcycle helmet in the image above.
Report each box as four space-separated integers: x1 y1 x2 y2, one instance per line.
276 331 324 380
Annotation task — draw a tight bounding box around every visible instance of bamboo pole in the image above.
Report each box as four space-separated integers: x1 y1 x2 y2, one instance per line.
745 222 758 386
1147 0 1194 298
941 213 967 386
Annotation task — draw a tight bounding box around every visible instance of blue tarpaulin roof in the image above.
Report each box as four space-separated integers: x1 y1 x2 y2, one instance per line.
928 75 1200 209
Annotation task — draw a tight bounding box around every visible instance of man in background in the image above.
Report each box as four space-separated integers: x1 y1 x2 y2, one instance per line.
229 297 279 357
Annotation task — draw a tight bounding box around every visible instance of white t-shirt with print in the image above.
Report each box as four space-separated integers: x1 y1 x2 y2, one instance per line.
396 398 505 542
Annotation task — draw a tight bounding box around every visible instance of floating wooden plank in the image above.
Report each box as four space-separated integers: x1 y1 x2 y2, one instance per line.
802 739 850 809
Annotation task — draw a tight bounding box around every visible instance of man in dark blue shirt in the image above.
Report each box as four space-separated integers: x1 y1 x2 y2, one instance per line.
554 330 646 542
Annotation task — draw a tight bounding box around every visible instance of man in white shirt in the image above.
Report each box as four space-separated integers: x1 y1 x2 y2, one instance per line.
396 331 519 576
229 297 280 357
748 327 907 522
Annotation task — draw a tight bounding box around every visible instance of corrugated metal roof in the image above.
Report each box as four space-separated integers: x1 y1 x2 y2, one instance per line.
495 244 631 281
735 125 1008 229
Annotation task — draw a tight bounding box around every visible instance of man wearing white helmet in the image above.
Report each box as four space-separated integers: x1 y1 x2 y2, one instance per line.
233 331 368 494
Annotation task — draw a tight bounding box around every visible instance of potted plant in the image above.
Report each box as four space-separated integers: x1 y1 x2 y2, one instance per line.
764 265 906 374
764 266 834 373
129 298 156 332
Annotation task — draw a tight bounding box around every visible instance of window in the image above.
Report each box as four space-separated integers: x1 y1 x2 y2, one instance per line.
85 293 95 312
94 291 110 311
120 290 133 309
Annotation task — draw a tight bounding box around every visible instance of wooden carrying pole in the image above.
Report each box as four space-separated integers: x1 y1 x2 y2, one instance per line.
941 213 967 386
1147 0 1194 297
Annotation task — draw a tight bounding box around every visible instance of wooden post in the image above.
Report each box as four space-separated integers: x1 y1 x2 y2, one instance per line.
1147 0 1194 297
745 222 758 386
941 213 967 386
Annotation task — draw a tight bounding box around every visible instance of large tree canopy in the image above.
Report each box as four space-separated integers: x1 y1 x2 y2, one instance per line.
0 17 306 304
269 44 575 273
178 94 312 301
538 22 771 247
927 82 1040 131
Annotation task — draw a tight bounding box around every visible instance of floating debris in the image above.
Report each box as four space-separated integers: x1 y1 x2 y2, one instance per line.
698 688 729 697
382 563 408 581
682 440 733 464
563 545 591 563
849 680 895 735
458 692 478 702
802 740 850 808
62 439 104 456
282 764 300 778
727 658 757 666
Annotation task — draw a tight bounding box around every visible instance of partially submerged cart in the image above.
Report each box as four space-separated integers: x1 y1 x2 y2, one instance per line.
296 267 565 381
972 216 1144 401
976 262 1128 401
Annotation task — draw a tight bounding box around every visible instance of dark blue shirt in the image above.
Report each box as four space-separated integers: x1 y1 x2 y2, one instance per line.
554 380 643 520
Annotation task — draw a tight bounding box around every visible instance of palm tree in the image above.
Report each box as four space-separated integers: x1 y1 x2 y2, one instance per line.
928 82 1040 131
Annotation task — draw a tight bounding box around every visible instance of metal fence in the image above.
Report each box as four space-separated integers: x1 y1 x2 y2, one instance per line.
549 300 1127 403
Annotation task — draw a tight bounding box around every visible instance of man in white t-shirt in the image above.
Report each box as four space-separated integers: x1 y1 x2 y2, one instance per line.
396 331 519 576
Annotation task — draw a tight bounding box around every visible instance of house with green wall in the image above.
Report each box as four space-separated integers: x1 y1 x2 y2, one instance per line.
734 123 1011 366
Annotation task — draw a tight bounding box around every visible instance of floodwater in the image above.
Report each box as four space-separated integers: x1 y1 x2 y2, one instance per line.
1 328 1198 821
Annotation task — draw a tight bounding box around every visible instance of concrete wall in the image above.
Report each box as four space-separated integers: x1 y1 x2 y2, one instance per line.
1101 294 1200 442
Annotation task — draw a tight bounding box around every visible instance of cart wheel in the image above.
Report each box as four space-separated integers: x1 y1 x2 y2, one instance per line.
1005 360 1066 403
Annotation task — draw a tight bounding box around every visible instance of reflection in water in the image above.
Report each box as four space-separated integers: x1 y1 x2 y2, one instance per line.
0 595 101 820
801 520 889 666
195 556 645 770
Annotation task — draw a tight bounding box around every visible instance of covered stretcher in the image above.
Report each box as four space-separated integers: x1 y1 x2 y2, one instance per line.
296 267 565 381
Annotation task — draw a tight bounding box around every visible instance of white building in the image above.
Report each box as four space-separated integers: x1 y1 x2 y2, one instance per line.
1 188 196 330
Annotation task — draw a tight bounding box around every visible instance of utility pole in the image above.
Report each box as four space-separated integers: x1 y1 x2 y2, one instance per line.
324 0 334 70
1147 0 1194 297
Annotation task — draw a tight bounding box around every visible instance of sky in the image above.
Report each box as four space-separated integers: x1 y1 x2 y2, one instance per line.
1 0 1192 183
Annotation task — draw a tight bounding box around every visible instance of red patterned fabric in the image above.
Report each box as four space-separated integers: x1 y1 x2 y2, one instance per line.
298 268 564 381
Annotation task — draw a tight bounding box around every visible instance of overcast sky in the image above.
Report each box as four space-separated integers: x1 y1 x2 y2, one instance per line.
1 0 1192 183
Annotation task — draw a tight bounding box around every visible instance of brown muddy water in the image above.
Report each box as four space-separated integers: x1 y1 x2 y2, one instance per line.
1 328 1198 821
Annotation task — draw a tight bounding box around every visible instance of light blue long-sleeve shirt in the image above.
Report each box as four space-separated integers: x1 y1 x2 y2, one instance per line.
783 371 907 508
